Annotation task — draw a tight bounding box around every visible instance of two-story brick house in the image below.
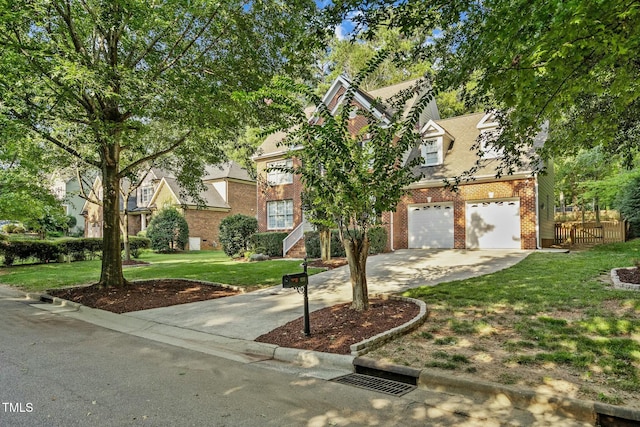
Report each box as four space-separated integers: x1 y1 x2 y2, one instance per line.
254 76 554 256
83 161 256 250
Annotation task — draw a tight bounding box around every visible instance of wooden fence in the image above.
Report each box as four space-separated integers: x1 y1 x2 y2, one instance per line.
554 221 627 246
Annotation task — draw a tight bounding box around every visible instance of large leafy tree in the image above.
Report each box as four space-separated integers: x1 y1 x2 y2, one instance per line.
256 53 435 311
0 0 317 287
325 0 640 171
0 137 65 226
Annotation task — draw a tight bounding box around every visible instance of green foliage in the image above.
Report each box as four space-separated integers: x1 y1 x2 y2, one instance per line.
317 28 432 93
616 174 640 237
128 236 151 259
304 230 345 258
0 0 319 287
329 0 640 173
219 214 258 257
368 226 387 254
0 237 146 265
253 50 436 309
2 224 26 234
250 232 288 257
146 208 189 252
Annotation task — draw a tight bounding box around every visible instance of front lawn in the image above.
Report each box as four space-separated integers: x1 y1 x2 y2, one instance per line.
0 251 320 292
368 240 640 407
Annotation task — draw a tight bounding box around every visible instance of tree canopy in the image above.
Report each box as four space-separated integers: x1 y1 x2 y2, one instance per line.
325 0 640 171
0 0 318 286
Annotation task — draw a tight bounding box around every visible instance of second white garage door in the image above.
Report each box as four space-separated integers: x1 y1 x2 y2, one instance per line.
465 200 521 249
408 204 454 249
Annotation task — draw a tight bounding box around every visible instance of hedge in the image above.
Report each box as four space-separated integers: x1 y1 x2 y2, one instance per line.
250 232 288 257
304 226 387 259
0 237 151 266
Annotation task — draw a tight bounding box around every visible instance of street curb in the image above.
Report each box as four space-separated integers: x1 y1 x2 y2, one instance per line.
350 295 428 356
22 288 640 423
273 347 355 372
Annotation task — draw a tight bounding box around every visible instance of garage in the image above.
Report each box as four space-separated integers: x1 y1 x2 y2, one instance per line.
408 203 454 249
465 200 521 249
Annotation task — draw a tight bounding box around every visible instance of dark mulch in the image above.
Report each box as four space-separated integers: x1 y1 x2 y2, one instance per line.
618 267 640 284
255 299 419 355
47 279 240 314
47 278 420 355
307 258 349 269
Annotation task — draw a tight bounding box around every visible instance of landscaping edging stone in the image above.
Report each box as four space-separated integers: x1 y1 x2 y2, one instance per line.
611 267 640 290
350 295 428 356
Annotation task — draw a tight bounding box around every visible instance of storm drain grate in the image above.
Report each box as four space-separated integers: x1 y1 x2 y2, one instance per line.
331 373 416 396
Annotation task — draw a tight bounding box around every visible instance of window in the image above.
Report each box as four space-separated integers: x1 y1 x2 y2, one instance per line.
421 139 440 166
479 129 503 159
140 186 154 205
267 200 294 229
266 159 293 185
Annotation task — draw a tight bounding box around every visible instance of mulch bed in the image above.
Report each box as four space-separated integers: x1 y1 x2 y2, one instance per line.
47 279 240 314
617 267 640 284
255 298 419 355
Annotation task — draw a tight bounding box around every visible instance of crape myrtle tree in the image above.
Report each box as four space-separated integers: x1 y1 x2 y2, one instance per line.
255 52 434 311
0 0 318 287
324 0 640 176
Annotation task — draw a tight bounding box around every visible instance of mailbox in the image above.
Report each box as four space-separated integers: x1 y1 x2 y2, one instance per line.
282 272 308 288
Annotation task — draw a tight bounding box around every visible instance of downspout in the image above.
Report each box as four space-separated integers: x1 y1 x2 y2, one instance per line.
534 176 541 249
390 211 394 251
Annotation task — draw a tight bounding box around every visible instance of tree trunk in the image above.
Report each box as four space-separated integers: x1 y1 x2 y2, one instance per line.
343 233 370 312
99 161 126 288
319 228 331 261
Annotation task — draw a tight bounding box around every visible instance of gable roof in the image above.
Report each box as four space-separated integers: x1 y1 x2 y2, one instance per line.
151 177 230 210
408 112 543 185
202 161 254 182
254 76 440 160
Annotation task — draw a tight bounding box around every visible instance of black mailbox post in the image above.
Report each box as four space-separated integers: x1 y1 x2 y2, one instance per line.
282 258 310 336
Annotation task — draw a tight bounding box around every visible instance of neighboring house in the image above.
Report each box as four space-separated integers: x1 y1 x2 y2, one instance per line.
82 162 256 250
148 162 256 250
253 76 554 256
50 172 92 235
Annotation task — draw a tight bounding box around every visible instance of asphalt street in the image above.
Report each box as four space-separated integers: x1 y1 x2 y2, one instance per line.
1 293 475 427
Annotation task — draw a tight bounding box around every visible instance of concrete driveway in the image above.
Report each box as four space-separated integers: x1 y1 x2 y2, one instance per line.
126 249 530 341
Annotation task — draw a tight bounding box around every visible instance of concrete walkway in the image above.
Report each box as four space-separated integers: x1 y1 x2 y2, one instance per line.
126 249 530 341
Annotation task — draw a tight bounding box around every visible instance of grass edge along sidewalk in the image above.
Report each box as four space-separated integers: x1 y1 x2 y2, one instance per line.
368 239 640 408
0 251 323 291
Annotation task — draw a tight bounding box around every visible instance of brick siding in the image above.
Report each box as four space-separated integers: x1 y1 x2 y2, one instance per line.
386 179 538 250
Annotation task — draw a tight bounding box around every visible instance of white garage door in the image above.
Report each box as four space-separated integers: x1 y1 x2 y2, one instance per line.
408 204 454 249
466 200 521 249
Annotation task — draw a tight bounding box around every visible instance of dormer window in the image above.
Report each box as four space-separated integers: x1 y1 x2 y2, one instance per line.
419 120 451 167
421 138 441 166
479 128 503 159
477 111 503 159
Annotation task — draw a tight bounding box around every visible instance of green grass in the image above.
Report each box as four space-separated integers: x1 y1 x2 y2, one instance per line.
403 239 640 395
0 250 322 292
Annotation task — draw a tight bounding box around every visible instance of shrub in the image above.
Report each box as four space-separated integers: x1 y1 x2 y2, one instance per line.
251 232 288 257
128 236 151 258
146 207 189 252
2 223 26 234
368 226 388 254
304 230 346 258
219 214 258 257
616 175 640 238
